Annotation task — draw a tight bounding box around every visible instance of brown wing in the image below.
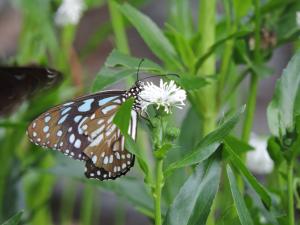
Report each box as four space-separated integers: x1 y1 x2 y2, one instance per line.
82 106 137 180
27 91 125 161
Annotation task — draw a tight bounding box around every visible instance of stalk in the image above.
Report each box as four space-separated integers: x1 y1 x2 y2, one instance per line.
108 0 130 54
242 0 261 142
217 0 236 109
241 74 258 142
154 159 164 225
80 185 95 225
288 160 295 225
196 0 217 135
197 1 217 223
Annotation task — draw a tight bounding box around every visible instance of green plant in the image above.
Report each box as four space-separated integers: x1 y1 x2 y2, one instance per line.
1 0 300 225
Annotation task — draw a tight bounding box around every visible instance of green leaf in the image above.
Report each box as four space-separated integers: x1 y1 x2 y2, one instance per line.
96 177 154 218
49 157 153 218
124 135 151 183
224 135 253 154
275 1 300 43
165 108 243 174
267 136 284 165
267 52 300 138
178 107 202 152
194 30 251 72
92 67 136 92
227 166 254 225
92 50 165 92
164 23 195 69
1 211 23 225
154 143 173 159
168 0 193 38
120 3 181 68
164 157 221 225
178 76 211 91
235 43 273 77
112 98 151 181
105 49 163 72
224 141 272 208
233 0 252 20
113 98 135 135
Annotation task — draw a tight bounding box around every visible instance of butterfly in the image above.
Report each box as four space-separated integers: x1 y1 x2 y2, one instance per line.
0 66 62 116
27 80 144 180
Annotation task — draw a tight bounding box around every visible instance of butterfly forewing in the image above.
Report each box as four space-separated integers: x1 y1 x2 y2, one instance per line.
27 91 125 161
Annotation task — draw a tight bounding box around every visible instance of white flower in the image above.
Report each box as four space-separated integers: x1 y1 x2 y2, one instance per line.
55 0 85 26
297 12 300 27
139 79 186 113
246 133 274 175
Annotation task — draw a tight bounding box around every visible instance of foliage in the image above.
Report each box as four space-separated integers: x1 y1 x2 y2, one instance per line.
1 0 300 225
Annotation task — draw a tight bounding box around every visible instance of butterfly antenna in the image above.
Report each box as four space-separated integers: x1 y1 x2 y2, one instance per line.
136 58 145 81
140 73 180 81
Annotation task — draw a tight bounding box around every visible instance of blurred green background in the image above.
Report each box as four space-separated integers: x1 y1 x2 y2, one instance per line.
0 0 300 225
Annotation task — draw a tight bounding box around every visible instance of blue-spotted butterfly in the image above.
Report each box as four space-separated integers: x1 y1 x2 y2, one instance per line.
0 66 62 116
27 80 144 180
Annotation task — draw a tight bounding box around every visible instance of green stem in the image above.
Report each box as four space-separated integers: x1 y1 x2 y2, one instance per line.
80 185 95 225
197 0 217 136
108 0 130 54
197 1 217 223
217 0 235 109
60 181 77 225
241 0 261 143
241 74 258 142
288 160 295 225
154 159 164 225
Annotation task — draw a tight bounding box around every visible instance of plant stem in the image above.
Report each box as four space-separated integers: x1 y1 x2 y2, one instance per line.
288 160 295 225
154 159 164 225
108 0 130 54
241 74 258 142
242 0 261 142
108 0 134 86
197 0 217 136
80 185 95 225
217 0 235 109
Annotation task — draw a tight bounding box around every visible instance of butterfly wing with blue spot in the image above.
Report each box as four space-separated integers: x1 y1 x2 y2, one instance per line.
80 107 137 180
27 91 125 161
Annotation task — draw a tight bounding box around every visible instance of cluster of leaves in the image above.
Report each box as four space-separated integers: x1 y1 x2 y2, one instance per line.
1 0 300 225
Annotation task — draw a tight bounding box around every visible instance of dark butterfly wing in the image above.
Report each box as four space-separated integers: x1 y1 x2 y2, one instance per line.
0 67 62 116
82 108 137 180
27 91 125 161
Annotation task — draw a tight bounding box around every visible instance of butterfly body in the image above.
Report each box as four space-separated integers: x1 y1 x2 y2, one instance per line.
27 81 144 180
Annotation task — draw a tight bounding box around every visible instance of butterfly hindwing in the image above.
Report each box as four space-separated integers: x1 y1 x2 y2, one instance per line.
82 104 137 180
27 91 125 161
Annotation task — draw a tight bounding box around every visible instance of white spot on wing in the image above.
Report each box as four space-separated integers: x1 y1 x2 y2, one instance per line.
44 116 51 123
78 99 94 112
102 105 117 114
61 107 71 115
98 96 116 106
63 102 74 106
74 115 82 123
103 156 108 164
57 130 63 137
74 139 81 148
92 155 97 164
43 126 49 133
69 134 75 143
90 134 104 147
58 114 68 124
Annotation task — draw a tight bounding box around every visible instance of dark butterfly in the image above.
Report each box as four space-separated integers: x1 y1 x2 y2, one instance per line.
0 66 62 116
27 80 144 180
